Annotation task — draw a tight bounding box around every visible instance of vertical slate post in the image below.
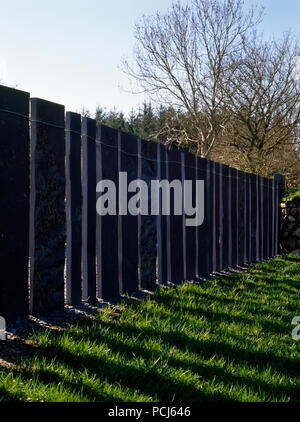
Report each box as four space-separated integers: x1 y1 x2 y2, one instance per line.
196 157 207 277
65 112 82 306
211 161 217 273
237 170 245 266
274 173 285 255
81 117 96 303
271 178 276 257
157 144 168 284
30 98 65 315
206 160 213 274
214 162 221 272
166 147 184 283
0 85 30 323
138 139 157 290
222 165 229 270
218 163 223 272
183 152 197 280
250 174 257 263
228 167 233 268
97 125 119 299
118 132 139 294
231 168 238 268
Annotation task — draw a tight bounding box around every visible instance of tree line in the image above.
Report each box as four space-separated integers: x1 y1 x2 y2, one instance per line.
87 0 300 188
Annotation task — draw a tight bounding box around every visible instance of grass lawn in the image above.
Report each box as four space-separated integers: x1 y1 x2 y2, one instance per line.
0 255 299 402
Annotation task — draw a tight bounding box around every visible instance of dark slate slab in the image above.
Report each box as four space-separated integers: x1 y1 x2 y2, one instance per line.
65 112 82 306
166 147 184 283
196 157 208 276
249 174 257 263
81 117 96 303
237 170 245 266
231 168 238 268
214 162 221 272
271 178 276 257
218 163 224 272
0 85 30 323
221 165 230 270
211 161 217 273
30 98 65 315
97 125 119 299
157 144 168 284
259 176 264 261
139 139 157 290
183 152 197 280
118 132 139 294
205 160 213 274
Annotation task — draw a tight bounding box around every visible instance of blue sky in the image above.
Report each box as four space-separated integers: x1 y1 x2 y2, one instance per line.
0 0 299 116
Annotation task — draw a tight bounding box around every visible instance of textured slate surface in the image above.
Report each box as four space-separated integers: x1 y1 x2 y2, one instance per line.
218 164 224 271
222 165 229 270
157 144 168 284
0 85 30 322
82 117 96 303
214 162 220 272
237 170 245 266
211 161 217 273
118 132 139 294
166 147 184 283
183 152 197 280
230 168 238 268
30 98 65 315
249 174 257 263
139 139 157 290
196 157 208 276
97 125 119 299
205 160 213 274
65 112 82 305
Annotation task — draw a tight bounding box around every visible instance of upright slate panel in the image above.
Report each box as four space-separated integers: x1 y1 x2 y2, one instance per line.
249 174 257 263
231 168 238 268
166 147 184 283
259 176 264 261
218 164 224 272
222 165 229 270
157 144 168 284
228 167 233 268
265 178 269 258
211 161 217 273
206 160 213 274
214 162 221 272
139 139 157 290
82 117 96 303
183 152 197 280
271 178 275 258
246 173 252 263
237 170 245 266
118 132 139 294
30 98 65 315
0 85 29 322
196 157 208 276
97 125 119 299
65 112 82 306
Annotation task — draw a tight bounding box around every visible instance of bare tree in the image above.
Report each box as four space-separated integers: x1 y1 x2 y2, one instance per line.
223 32 300 173
122 0 263 157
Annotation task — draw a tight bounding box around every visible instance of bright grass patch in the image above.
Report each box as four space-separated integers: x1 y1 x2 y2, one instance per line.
0 255 299 402
282 186 300 202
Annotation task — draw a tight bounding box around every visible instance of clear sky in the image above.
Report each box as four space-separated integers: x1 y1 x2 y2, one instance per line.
0 0 299 116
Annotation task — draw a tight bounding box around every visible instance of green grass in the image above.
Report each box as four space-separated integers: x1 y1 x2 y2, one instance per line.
0 255 299 402
283 186 300 202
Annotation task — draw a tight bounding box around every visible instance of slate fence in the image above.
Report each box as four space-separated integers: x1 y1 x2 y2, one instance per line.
0 85 284 323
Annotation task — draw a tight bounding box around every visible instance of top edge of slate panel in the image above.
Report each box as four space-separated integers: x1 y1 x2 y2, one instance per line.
31 97 65 126
0 84 30 115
